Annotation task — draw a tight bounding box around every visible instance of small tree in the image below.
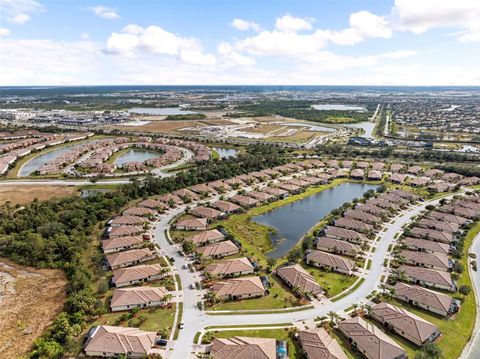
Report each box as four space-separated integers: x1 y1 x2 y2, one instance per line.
182 240 195 254
459 285 472 298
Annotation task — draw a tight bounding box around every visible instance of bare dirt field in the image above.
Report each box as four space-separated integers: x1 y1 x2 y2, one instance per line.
114 120 203 133
0 185 78 206
0 258 67 358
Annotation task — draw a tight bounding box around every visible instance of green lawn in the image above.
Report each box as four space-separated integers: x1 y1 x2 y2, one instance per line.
303 265 358 298
92 304 176 337
209 275 303 311
330 329 363 359
203 328 300 358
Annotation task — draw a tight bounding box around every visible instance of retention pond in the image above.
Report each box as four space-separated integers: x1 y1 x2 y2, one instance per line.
253 182 379 258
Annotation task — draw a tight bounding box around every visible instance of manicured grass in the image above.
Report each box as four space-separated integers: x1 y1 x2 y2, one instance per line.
92 304 176 337
203 328 300 358
304 265 358 298
205 323 293 330
331 278 365 302
366 259 372 270
175 274 182 290
209 275 302 311
173 302 183 340
211 149 220 159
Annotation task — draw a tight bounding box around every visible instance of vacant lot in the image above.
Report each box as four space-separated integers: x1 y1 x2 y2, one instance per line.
0 258 67 358
114 120 202 133
0 185 78 206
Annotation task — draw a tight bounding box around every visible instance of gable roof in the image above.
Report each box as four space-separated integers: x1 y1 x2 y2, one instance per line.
393 282 454 314
84 325 156 355
112 264 164 284
206 257 254 276
190 229 225 246
337 317 406 359
110 286 167 308
371 302 439 343
196 240 239 257
399 265 454 287
210 336 276 359
276 264 323 297
212 276 265 297
102 236 144 252
106 248 156 268
306 250 355 272
297 328 348 359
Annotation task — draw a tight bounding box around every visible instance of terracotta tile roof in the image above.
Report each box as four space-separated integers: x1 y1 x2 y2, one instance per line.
263 186 289 196
410 227 454 243
334 217 373 232
110 286 167 309
297 327 348 359
175 217 208 229
393 282 455 315
371 302 439 344
231 194 259 207
210 336 276 359
102 236 144 252
206 257 254 276
427 211 469 226
343 209 382 224
112 264 165 285
123 206 156 217
306 250 355 272
212 276 265 298
106 248 156 268
84 325 156 356
337 317 406 359
403 237 450 255
196 240 239 258
417 218 459 233
173 188 200 201
316 237 361 255
212 200 243 213
190 229 225 246
190 183 217 194
399 265 454 288
191 206 225 219
355 204 388 217
248 191 274 202
400 250 451 271
108 225 144 238
137 199 166 210
276 264 324 298
324 226 368 243
110 215 147 226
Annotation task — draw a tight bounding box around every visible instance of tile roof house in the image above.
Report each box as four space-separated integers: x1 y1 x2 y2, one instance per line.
208 180 232 192
355 204 389 217
108 225 144 239
366 198 400 211
403 237 450 255
112 264 167 288
334 218 373 234
389 163 404 172
191 206 226 220
409 177 430 187
157 193 183 206
371 162 385 171
400 250 453 272
393 282 460 317
248 191 275 203
106 248 157 270
196 240 240 259
343 210 382 225
84 325 157 357
210 336 277 359
350 169 365 180
123 206 156 217
398 265 456 292
440 204 479 219
316 237 361 257
427 211 469 226
367 170 383 181
211 200 243 214
276 264 324 299
417 218 459 234
110 215 147 227
324 225 368 244
175 217 208 230
337 316 407 359
212 276 266 300
389 173 408 184
370 302 440 346
428 182 457 193
297 327 348 359
137 199 166 211
410 227 454 244
173 188 200 202
205 257 254 278
110 286 168 312
423 169 444 178
407 166 423 175
190 229 225 246
230 194 259 208
277 182 302 194
263 186 289 199
389 190 419 202
102 236 145 254
306 250 355 275
190 183 217 195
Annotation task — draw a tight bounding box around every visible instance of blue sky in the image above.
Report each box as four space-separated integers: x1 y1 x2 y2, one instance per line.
0 0 479 85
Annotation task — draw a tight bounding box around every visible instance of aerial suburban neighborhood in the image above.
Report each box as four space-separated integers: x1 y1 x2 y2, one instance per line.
1 1 480 359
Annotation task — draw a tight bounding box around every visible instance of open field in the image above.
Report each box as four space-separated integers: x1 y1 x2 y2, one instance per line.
0 185 78 205
266 130 319 143
114 120 203 133
242 124 285 134
0 258 68 359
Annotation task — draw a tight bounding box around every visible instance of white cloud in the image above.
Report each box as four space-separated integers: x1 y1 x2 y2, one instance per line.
0 0 42 24
80 33 90 40
231 18 261 32
275 14 312 32
0 27 10 36
10 13 31 24
217 42 255 66
104 24 216 66
392 0 480 41
89 5 120 20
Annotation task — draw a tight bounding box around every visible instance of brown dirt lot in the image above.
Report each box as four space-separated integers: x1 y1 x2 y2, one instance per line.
114 120 204 133
0 258 68 359
0 185 78 206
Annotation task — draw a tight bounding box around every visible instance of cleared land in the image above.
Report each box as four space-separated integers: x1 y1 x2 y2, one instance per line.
0 258 68 358
0 185 78 205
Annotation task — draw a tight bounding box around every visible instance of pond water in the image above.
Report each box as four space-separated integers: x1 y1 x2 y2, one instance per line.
212 147 238 158
114 149 162 167
18 143 82 177
253 182 379 258
129 107 196 116
344 122 376 139
312 104 367 112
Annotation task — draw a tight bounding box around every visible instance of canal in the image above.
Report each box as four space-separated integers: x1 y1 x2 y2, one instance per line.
253 182 379 258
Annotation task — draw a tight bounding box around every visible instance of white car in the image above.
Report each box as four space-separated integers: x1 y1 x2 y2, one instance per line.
179 322 185 329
